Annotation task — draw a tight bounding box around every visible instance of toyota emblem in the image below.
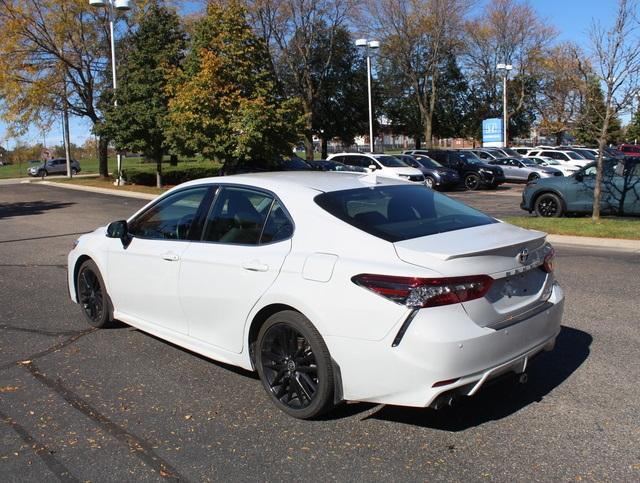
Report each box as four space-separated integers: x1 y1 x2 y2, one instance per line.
517 248 529 264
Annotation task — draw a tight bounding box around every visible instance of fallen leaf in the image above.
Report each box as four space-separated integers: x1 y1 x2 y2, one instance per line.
0 386 19 393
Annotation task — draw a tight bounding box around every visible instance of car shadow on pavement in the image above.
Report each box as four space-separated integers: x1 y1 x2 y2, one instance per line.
0 200 76 219
360 326 592 430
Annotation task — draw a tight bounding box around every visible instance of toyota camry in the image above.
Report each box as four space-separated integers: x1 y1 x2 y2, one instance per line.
68 172 564 419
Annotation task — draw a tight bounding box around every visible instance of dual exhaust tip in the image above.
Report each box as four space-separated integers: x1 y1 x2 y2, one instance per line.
430 372 528 410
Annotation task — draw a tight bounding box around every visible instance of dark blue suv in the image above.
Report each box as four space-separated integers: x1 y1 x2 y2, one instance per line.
521 159 640 217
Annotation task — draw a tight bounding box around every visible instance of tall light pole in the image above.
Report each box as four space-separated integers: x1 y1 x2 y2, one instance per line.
89 0 132 185
356 38 380 152
496 63 513 148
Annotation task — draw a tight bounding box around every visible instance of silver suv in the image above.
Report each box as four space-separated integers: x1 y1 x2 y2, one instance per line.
28 158 81 177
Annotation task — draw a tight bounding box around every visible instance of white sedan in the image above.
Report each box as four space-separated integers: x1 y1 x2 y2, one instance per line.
68 172 564 419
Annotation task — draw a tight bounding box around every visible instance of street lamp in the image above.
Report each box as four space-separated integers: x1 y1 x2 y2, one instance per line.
496 63 513 148
356 38 380 153
90 0 132 186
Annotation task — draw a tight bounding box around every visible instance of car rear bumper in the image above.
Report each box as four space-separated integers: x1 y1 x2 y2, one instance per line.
326 282 564 407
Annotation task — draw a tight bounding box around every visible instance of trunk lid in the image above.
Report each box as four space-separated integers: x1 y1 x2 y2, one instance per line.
393 222 554 327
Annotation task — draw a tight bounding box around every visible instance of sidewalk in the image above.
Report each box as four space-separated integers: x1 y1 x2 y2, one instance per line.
33 178 640 253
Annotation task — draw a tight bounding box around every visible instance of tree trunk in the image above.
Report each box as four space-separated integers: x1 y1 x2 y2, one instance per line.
555 131 563 146
321 137 328 159
303 104 314 161
170 154 178 166
415 136 421 150
98 136 109 178
423 116 433 149
592 134 608 221
156 158 162 188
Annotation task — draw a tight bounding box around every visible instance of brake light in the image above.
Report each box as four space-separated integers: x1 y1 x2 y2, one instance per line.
542 247 555 273
351 274 493 308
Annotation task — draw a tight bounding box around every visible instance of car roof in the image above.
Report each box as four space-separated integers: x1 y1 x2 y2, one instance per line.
177 171 406 194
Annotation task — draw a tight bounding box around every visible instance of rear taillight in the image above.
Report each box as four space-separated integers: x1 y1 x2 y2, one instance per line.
542 247 555 273
352 274 493 308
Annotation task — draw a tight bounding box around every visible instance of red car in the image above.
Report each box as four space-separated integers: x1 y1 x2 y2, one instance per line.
617 144 640 157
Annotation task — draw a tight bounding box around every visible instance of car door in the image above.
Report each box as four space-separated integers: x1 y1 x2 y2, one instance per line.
563 165 613 213
107 186 212 333
512 160 529 181
609 160 640 215
179 186 293 353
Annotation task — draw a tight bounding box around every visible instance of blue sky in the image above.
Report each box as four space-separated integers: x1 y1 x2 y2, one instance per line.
0 0 621 149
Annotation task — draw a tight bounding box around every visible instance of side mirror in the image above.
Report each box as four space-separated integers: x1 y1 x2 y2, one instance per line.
367 164 377 171
106 220 132 248
574 173 583 182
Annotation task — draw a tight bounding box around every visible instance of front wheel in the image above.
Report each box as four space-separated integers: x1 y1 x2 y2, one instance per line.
464 173 481 190
256 311 334 419
424 176 435 189
39 170 48 178
71 168 78 176
534 193 564 217
76 260 113 328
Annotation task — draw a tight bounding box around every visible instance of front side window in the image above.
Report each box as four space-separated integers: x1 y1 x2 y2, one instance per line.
129 187 210 240
315 185 497 242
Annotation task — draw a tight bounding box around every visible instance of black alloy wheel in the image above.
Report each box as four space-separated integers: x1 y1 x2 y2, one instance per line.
534 192 564 217
464 173 481 190
76 260 112 328
256 311 334 419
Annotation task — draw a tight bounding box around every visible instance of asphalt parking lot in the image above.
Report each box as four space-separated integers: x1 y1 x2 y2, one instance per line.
1 183 639 482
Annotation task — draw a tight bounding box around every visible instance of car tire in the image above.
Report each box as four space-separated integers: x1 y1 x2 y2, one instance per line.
425 176 435 189
39 169 48 178
256 310 334 419
76 259 113 328
528 173 540 182
534 192 564 217
464 173 481 190
71 168 78 175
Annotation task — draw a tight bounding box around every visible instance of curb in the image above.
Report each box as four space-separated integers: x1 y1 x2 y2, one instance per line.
547 234 640 253
34 179 640 253
40 180 157 201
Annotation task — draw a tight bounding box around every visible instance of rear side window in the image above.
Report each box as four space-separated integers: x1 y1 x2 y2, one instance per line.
315 185 497 242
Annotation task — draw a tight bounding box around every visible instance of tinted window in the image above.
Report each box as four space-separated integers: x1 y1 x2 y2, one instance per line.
565 151 584 160
315 185 497 242
203 187 273 245
260 200 294 243
414 155 441 168
129 187 209 240
374 155 407 167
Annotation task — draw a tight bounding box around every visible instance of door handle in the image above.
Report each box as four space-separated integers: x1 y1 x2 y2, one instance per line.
242 260 269 272
161 252 180 262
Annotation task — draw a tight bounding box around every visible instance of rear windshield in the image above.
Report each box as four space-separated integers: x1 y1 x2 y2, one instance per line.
565 151 584 160
314 185 497 242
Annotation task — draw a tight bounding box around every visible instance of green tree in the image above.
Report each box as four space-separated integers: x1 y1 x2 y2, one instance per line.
98 1 185 187
573 76 624 146
280 24 369 157
624 103 640 143
165 1 302 167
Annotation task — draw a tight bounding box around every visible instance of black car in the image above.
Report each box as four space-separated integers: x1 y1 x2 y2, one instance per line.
405 149 505 190
395 154 459 190
221 155 312 175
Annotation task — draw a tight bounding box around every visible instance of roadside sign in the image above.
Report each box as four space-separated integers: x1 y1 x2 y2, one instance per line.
482 118 503 147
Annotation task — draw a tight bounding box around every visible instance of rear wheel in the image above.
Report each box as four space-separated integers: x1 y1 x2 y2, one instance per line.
71 168 78 175
528 173 540 182
534 192 564 217
464 173 481 190
256 311 334 419
76 260 113 328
